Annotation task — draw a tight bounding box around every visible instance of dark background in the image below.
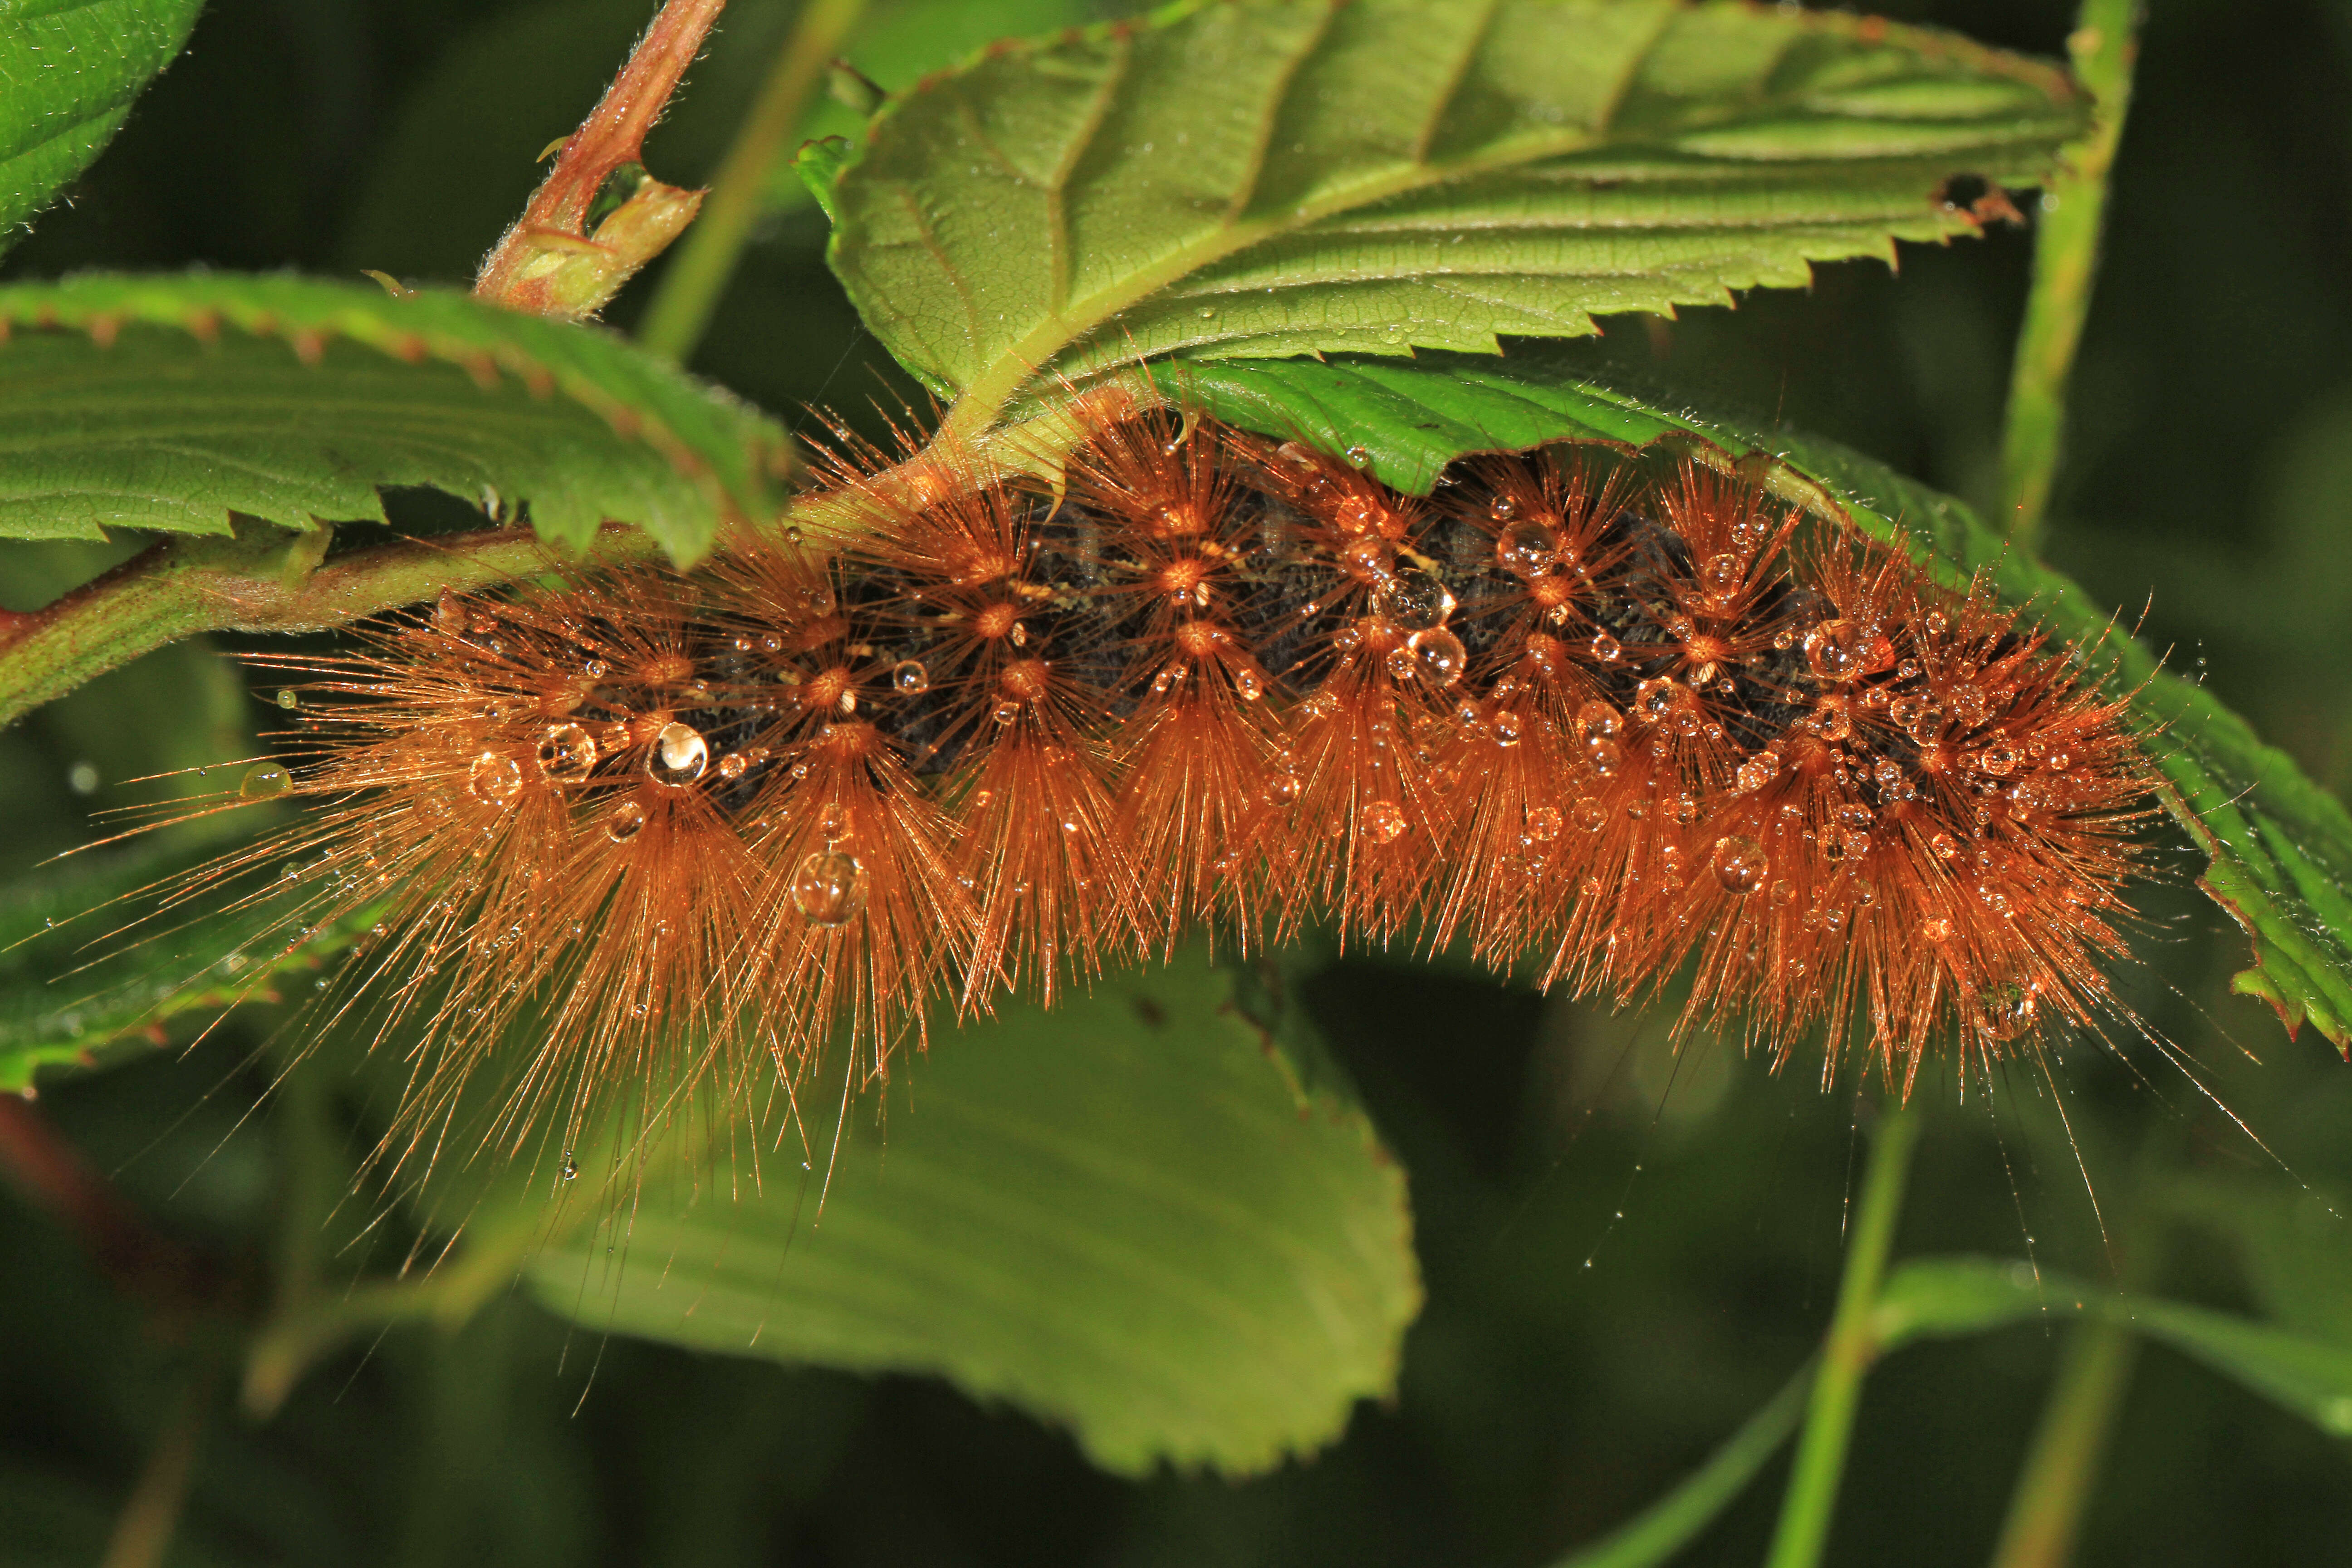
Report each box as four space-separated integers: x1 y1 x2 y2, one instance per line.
5 0 2352 1563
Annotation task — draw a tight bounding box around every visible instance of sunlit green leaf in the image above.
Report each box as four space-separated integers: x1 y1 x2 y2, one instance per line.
523 953 1420 1476
0 273 794 560
815 0 2086 431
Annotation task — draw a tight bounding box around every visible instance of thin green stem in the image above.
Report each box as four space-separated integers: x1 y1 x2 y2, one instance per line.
99 1364 213 1568
1996 0 2141 551
1554 1360 1818 1568
1985 1317 2140 1568
637 0 867 361
1763 1100 1923 1568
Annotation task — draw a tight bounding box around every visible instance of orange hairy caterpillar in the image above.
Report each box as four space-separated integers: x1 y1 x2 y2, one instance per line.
181 405 2158 1171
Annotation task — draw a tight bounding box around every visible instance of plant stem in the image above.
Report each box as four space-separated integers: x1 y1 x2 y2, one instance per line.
0 523 651 730
99 1369 212 1568
1763 1099 1923 1568
1985 1317 2140 1568
1554 1360 1818 1568
638 0 867 362
1995 0 2141 551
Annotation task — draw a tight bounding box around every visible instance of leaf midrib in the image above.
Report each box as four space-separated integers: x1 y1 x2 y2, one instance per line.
929 1 2055 436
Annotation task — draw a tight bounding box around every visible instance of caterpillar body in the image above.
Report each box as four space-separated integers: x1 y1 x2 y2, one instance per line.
208 409 2156 1170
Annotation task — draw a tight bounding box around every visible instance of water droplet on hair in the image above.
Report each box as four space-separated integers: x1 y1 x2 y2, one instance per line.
605 798 647 842
1979 741 2020 776
1405 627 1466 687
1377 566 1453 631
1525 804 1562 842
1634 676 1683 722
274 688 299 710
1488 493 1518 522
1588 632 1622 662
1492 710 1523 748
1734 754 1779 794
467 752 524 805
536 722 598 780
792 850 867 926
1583 735 1622 777
1494 520 1557 577
1361 799 1407 844
1573 798 1608 833
561 1152 578 1181
1699 553 1742 595
240 763 292 800
1345 445 1372 470
647 722 709 786
1234 666 1265 701
1804 620 1866 680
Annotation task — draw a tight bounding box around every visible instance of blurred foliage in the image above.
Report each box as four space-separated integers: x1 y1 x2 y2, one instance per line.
4 1 2352 1566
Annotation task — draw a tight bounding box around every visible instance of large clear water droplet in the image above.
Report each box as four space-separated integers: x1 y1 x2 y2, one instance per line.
647 721 708 786
792 850 867 926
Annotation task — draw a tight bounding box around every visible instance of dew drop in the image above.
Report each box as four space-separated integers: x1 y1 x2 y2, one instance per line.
1921 914 1953 942
1803 620 1865 681
1525 804 1563 842
1577 701 1621 738
467 751 524 806
1583 735 1622 776
274 687 299 710
606 799 647 842
561 1152 579 1181
792 850 867 926
240 762 292 800
536 722 598 780
1488 493 1518 522
1494 520 1556 577
1492 710 1523 748
1698 553 1742 595
1980 741 2021 776
1234 666 1265 701
1713 837 1766 894
647 722 709 785
890 659 930 695
1589 632 1622 663
1406 627 1467 687
1734 754 1779 794
1377 566 1454 630
1573 798 1608 833
1344 445 1372 470
1361 799 1409 845
1634 676 1683 722
1670 793 1699 825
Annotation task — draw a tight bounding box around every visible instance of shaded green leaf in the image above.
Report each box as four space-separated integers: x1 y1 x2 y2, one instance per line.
1871 1255 2352 1438
816 0 2085 430
0 273 794 561
1161 353 2352 1050
0 0 205 252
524 952 1419 1476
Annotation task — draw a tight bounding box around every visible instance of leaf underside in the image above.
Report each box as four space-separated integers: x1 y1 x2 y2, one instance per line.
527 954 1419 1477
0 0 206 252
1158 353 2352 1051
819 0 2086 423
0 274 795 562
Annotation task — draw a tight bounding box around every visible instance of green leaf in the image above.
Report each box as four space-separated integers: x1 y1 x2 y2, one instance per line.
524 952 1420 1476
1871 1256 2352 1439
1158 352 2352 1050
815 0 2086 432
0 273 794 561
0 0 205 253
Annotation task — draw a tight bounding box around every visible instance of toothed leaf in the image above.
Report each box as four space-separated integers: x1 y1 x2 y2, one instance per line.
0 274 794 561
524 954 1419 1477
816 0 2086 427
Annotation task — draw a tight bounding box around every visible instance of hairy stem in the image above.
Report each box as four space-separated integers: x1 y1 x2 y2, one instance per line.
638 0 868 361
1763 1100 1923 1568
0 524 652 730
1996 0 2140 550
